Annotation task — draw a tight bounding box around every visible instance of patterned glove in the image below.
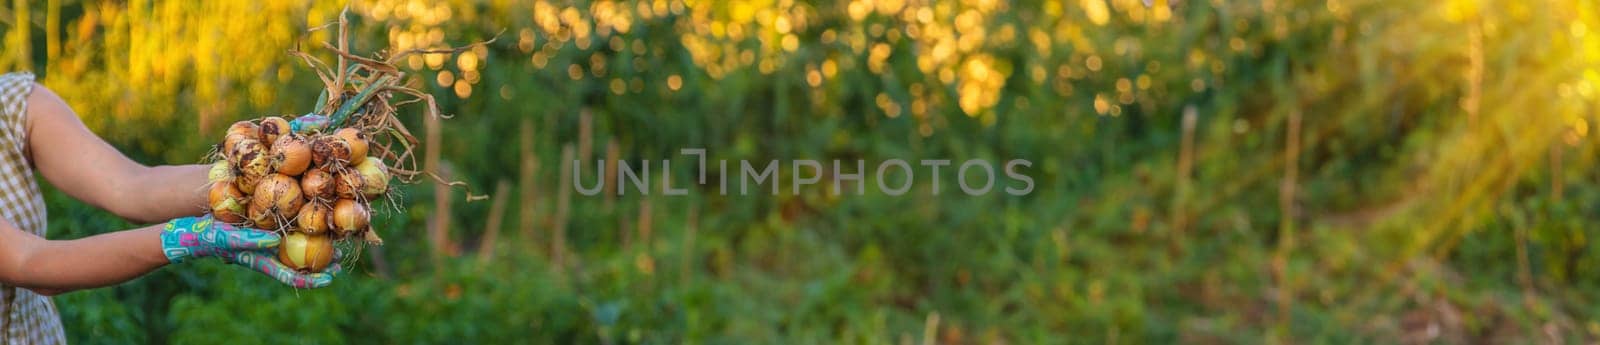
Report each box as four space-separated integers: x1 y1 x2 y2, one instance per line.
289 114 329 133
160 216 340 288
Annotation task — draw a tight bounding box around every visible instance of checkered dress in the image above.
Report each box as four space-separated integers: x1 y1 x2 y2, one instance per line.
0 72 66 344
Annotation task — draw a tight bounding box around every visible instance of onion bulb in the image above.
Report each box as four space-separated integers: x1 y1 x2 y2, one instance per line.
335 128 369 165
355 157 389 197
300 168 334 201
222 133 255 156
277 232 335 273
212 198 247 224
258 117 291 144
231 138 271 180
209 181 248 224
234 173 262 194
226 120 259 139
270 134 312 176
247 200 279 229
223 121 261 157
208 180 246 208
252 174 304 217
333 170 363 200
295 202 332 235
331 199 369 235
311 135 352 167
207 160 234 184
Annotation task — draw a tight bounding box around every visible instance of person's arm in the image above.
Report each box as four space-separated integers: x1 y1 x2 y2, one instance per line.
2 84 340 294
0 219 166 295
23 84 207 224
0 215 339 295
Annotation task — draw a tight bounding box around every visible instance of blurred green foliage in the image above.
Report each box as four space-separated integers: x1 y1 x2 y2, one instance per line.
3 0 1600 343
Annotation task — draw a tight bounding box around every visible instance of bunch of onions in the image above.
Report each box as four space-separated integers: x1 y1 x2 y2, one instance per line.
196 13 481 278
205 117 391 274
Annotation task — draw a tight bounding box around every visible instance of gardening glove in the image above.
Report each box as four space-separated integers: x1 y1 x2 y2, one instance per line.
290 114 330 134
160 215 341 289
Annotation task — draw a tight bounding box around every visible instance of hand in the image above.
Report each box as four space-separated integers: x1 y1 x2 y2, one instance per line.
160 216 340 288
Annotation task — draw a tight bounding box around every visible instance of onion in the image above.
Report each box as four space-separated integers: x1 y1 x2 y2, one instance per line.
295 202 332 235
271 134 312 176
355 157 389 197
251 174 304 217
300 168 335 201
311 135 352 167
333 170 364 200
207 160 234 184
331 199 369 235
231 138 271 181
335 128 369 165
212 198 247 224
208 180 246 209
209 180 248 224
226 121 259 140
258 116 291 144
234 173 263 194
277 232 335 273
247 200 279 229
222 133 255 156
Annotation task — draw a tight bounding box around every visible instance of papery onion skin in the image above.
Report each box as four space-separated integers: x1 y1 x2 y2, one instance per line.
208 180 246 209
207 160 234 184
331 199 369 235
296 202 332 235
335 128 369 165
228 138 264 165
247 200 279 229
222 133 256 156
232 139 272 184
355 157 389 197
300 168 335 201
311 135 352 167
333 170 363 200
258 117 291 144
212 198 247 224
226 121 259 138
252 174 304 218
277 232 335 273
271 134 312 176
234 172 263 194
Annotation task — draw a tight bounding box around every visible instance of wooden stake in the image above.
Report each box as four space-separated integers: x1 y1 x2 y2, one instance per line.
620 211 633 251
680 204 697 287
578 109 593 163
425 105 451 266
1274 107 1302 334
638 197 653 248
554 144 574 268
604 138 619 209
1515 226 1536 308
1172 105 1197 236
478 181 511 265
518 119 539 243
